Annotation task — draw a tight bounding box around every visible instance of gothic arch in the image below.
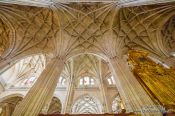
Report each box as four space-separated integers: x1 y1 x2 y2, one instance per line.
71 94 103 114
0 54 46 88
0 94 23 116
161 14 175 54
66 53 110 87
66 52 109 63
0 16 15 58
0 52 46 75
156 12 175 57
0 93 24 102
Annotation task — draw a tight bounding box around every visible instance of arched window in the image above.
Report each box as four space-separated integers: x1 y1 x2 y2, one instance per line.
57 76 66 86
107 76 115 85
15 76 36 87
72 95 103 114
79 76 95 86
112 95 124 113
1 54 45 88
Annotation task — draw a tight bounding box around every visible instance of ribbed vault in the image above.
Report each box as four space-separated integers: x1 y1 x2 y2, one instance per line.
0 1 175 115
61 54 110 86
0 2 175 65
0 0 174 7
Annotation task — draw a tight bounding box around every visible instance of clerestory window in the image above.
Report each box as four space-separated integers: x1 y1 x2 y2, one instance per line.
79 76 95 86
107 76 115 85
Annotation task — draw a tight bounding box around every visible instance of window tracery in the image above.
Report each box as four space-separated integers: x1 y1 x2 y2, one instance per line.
79 76 95 86
57 76 67 87
1 54 45 88
72 95 103 114
15 76 36 87
107 76 115 85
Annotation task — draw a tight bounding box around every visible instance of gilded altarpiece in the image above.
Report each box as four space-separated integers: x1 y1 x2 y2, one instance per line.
128 50 175 111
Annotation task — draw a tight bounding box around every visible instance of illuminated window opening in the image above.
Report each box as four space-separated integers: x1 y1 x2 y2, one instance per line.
58 76 66 86
107 76 115 85
79 76 95 86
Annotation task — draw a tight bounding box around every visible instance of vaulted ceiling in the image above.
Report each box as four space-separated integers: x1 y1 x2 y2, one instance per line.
0 0 174 7
0 1 175 67
61 54 110 85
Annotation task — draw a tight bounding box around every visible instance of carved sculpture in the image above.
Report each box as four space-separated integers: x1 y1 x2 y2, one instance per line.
128 50 175 112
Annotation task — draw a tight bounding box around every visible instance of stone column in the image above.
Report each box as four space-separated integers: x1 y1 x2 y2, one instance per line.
99 76 110 113
12 57 65 116
98 60 110 113
103 82 113 113
109 57 162 115
63 77 74 113
0 82 4 94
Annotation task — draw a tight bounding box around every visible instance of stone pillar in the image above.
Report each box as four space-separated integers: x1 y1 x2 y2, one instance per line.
104 86 112 113
12 58 65 116
99 76 110 113
109 57 162 115
98 60 110 113
0 82 4 94
63 77 74 113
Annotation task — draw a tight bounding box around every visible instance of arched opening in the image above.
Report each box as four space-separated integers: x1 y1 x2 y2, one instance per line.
71 95 103 114
57 76 67 87
0 96 23 116
0 54 46 89
55 53 122 114
79 76 95 86
1 2 175 115
106 75 116 86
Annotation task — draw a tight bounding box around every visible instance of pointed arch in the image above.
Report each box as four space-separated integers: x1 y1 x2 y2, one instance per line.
71 94 103 114
0 94 23 116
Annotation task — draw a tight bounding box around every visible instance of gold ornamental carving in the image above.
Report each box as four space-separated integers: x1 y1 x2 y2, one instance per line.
128 50 175 112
